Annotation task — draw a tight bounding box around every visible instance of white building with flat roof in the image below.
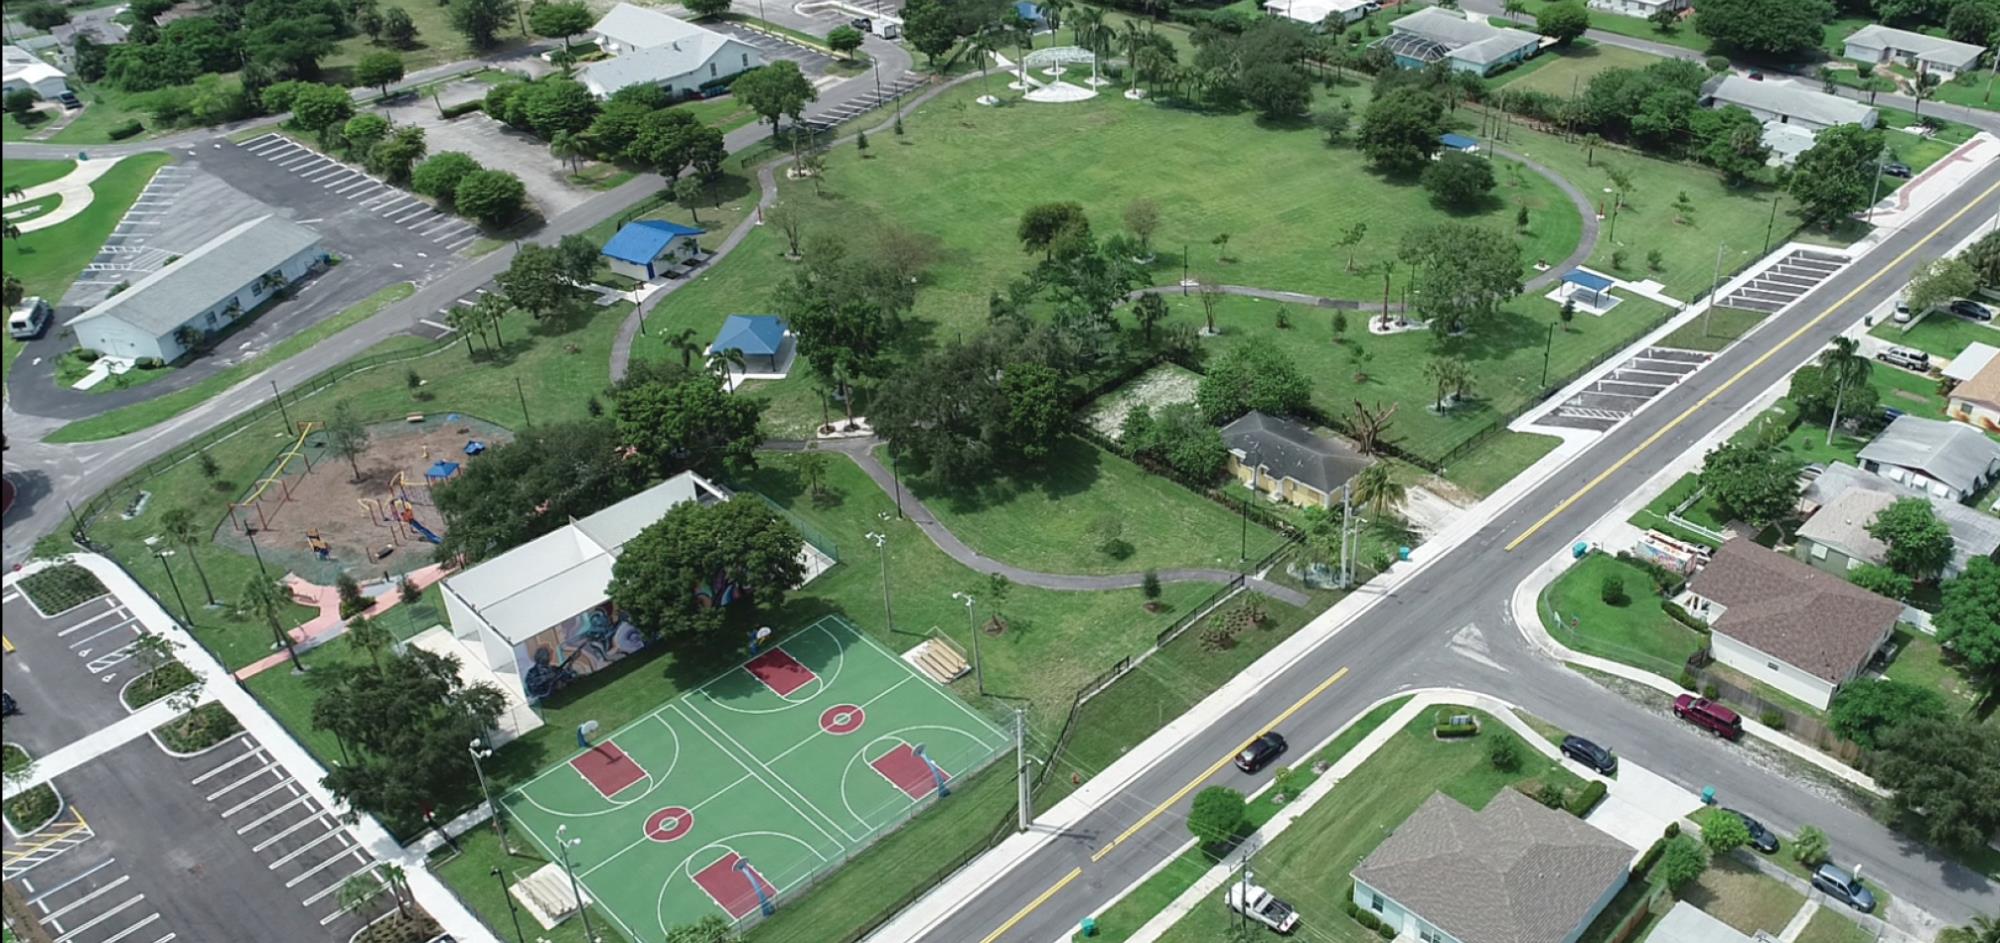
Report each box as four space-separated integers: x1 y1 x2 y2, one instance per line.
1263 0 1371 28
580 3 765 99
1844 25 1984 79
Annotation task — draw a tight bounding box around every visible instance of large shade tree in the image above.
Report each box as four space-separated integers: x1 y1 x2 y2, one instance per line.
313 647 506 826
607 499 806 636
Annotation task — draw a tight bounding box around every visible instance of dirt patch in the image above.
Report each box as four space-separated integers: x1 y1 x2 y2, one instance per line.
1082 362 1202 440
214 414 510 582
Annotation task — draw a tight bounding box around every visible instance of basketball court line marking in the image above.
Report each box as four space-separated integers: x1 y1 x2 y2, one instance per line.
688 850 777 921
695 621 849 714
763 675 917 766
868 742 945 801
845 621 1008 748
570 742 651 799
508 823 643 943
835 725 982 827
681 694 868 843
575 771 754 880
670 701 854 846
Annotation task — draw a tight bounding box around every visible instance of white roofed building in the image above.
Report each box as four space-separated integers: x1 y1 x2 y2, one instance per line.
580 3 765 99
1262 0 1371 28
1844 25 1984 79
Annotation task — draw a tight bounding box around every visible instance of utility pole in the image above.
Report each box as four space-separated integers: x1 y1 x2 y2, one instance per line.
1540 321 1554 387
1340 481 1355 589
1705 242 1728 337
554 826 597 942
470 738 510 852
245 527 270 579
491 868 528 943
1015 708 1031 831
156 549 193 626
952 592 983 695
515 375 532 428
271 379 293 435
866 530 894 633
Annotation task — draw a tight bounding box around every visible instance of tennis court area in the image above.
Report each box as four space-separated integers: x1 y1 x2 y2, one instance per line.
501 615 1009 941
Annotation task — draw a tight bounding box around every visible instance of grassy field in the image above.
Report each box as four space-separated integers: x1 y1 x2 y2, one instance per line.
1544 552 1706 676
2 154 173 381
899 437 1284 575
4 158 76 190
1794 908 1876 943
322 0 528 77
1153 707 1587 943
1680 857 1806 935
1499 42 1669 99
1501 0 1712 53
1071 695 1416 943
1882 629 1982 714
1441 431 1562 496
1870 311 2000 360
46 282 418 443
1661 307 1771 352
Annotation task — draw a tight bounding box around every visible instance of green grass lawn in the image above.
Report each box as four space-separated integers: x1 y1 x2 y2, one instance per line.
47 282 418 443
1926 74 2000 112
322 0 529 77
1869 311 2000 361
432 825 633 943
1882 629 1982 714
1661 307 1771 352
1073 695 1415 943
1152 707 1586 943
4 158 77 190
1502 0 1713 53
43 80 178 145
1794 907 1876 943
1544 553 1706 676
899 436 1284 575
1694 811 1904 921
1499 42 1668 98
1679 857 1806 936
1443 430 1563 497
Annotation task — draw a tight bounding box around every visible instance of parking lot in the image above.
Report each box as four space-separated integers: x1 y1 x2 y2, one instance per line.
1715 248 1848 314
221 133 482 255
378 79 597 217
1540 347 1712 432
1 584 148 756
712 20 838 78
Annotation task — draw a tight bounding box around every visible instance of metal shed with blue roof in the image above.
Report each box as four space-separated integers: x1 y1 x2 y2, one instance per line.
710 315 793 374
601 219 706 281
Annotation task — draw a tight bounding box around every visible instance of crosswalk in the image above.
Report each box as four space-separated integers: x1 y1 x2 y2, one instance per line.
233 133 481 254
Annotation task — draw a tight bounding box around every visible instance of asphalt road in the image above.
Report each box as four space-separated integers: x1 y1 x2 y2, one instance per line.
909 163 2000 943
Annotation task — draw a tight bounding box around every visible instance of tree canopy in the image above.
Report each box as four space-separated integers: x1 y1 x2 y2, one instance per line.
1874 717 2000 853
1788 124 1887 227
1935 557 2000 684
1398 223 1521 336
434 419 649 561
1828 679 1951 749
450 0 517 49
1695 0 1835 58
733 61 817 134
452 169 527 226
1697 440 1799 527
312 647 507 828
610 370 766 480
1358 88 1445 174
1867 497 1954 581
1536 1 1591 44
607 499 806 636
1421 151 1496 209
1195 345 1313 423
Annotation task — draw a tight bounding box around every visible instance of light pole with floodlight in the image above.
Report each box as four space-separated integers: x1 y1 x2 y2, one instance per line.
470 738 509 852
950 591 983 694
865 530 895 633
492 867 528 943
555 825 598 942
155 548 194 626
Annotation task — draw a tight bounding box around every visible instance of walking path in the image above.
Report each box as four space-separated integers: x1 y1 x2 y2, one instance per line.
0 554 501 943
230 562 454 680
761 436 1312 606
4 157 113 233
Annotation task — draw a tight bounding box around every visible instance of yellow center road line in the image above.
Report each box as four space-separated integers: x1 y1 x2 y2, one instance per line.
1505 178 2000 552
1092 666 1350 863
977 867 1083 943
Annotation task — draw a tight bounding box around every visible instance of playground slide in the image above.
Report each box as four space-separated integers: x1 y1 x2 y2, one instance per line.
407 518 442 544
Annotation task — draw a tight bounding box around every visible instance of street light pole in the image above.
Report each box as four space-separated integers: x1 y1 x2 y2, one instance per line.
952 592 983 695
1705 242 1728 337
245 527 270 579
1540 321 1554 387
491 867 528 943
470 738 509 852
866 530 895 633
156 550 194 626
555 826 597 943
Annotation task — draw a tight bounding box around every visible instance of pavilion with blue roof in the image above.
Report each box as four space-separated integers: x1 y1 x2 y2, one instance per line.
1439 132 1479 154
708 314 795 381
1548 268 1622 315
601 219 706 281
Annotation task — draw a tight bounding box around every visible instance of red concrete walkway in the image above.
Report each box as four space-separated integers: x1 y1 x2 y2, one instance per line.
232 563 454 679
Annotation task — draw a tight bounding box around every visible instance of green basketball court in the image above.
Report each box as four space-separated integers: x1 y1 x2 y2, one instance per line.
501 615 1008 941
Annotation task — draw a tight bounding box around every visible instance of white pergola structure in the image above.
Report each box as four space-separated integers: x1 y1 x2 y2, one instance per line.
1022 46 1103 102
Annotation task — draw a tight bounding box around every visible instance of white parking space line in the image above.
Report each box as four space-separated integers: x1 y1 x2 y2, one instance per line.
391 206 432 224
360 191 404 209
84 642 140 674
98 913 164 943
301 862 376 905
418 217 464 236
40 876 129 925
220 778 296 818
204 762 281 801
301 165 349 182
56 606 125 637
189 744 263 785
268 826 347 869
276 154 322 170
247 140 295 157
284 845 364 888
66 618 138 649
26 861 113 908
252 812 331 853
238 132 281 147
444 235 478 251
235 794 312 835
52 894 146 942
333 178 375 194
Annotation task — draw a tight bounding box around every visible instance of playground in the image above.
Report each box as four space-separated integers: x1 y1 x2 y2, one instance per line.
499 615 1009 940
213 414 511 582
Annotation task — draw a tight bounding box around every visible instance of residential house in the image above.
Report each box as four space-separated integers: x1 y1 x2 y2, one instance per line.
1944 341 1997 384
70 215 326 363
1683 540 1903 709
1383 8 1542 76
1351 791 1633 943
580 3 764 99
1588 0 1688 19
1843 25 1984 80
1946 350 2000 432
1263 0 1372 29
1795 486 2000 579
1699 75 1880 131
1221 411 1371 510
1855 414 2000 503
708 314 793 374
600 219 706 281
2 45 68 99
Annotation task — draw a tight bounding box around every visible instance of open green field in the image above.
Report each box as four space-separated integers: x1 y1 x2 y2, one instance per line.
1882 629 1984 715
1501 0 1712 53
1681 857 1807 935
4 159 76 190
1500 42 1668 98
322 0 529 77
47 282 418 442
1794 908 1875 943
1661 306 1771 352
1153 707 1586 943
1544 553 1706 677
1870 311 2000 360
1441 431 1563 497
900 437 1284 575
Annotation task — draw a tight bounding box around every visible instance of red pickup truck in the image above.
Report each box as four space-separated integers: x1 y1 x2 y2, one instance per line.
1673 695 1743 740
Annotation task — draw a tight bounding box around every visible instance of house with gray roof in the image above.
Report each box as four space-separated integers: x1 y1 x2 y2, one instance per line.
1684 540 1903 709
70 215 326 363
1700 75 1878 131
1844 25 1984 79
1797 466 2000 578
1351 790 1633 943
1855 414 2000 503
1383 8 1542 76
580 3 764 99
1220 411 1371 511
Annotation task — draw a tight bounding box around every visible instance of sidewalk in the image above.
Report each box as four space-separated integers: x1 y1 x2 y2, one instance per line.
5 554 501 943
7 157 115 234
1852 133 2000 246
1120 688 1699 943
232 562 453 679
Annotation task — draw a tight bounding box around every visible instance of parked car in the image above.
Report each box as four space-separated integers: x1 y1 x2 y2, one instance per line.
1560 735 1617 774
57 91 81 110
1951 299 1994 322
1 691 16 716
8 296 52 340
1812 863 1877 913
850 15 874 32
1718 808 1780 854
1881 162 1912 178
1235 732 1288 773
1891 296 1913 323
1747 70 1765 80
1672 695 1744 741
1225 881 1300 934
1875 346 1930 372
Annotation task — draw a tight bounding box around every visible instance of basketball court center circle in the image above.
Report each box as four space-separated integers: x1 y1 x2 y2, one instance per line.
644 806 694 842
819 704 866 735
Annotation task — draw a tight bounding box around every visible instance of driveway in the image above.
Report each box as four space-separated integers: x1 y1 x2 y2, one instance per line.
376 79 599 218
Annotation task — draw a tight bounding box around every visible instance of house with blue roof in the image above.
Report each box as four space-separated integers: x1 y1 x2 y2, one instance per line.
601 219 707 281
708 314 795 382
1014 1 1050 29
1438 132 1479 154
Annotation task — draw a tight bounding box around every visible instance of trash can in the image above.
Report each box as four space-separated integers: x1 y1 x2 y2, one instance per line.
1572 541 1590 559
1079 917 1098 937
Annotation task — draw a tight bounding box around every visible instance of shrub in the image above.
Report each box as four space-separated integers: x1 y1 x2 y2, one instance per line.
1657 835 1709 888
1792 825 1830 866
1566 780 1608 817
1705 55 1731 72
1488 735 1522 772
336 573 368 619
1665 822 1680 838
1662 600 1708 632
107 118 145 140
1377 923 1397 940
1600 574 1628 606
1435 721 1479 738
1345 899 1362 920
439 98 485 119
134 356 164 369
1677 669 1698 691
1633 837 1668 878
1354 910 1384 932
1759 709 1785 730
1702 682 1720 699
1537 781 1565 808
1142 568 1162 600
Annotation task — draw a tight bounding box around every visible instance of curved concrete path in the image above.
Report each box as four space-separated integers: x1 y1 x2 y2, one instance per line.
4 157 114 233
762 437 1312 606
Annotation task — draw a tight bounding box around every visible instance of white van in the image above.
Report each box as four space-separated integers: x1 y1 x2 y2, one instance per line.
8 297 52 340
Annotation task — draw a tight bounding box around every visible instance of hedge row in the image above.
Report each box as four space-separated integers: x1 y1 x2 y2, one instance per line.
440 98 484 119
1565 780 1608 817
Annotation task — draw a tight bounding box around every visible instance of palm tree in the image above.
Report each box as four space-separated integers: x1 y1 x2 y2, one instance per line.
710 346 748 391
378 863 411 917
1582 133 1604 167
664 327 702 370
1121 20 1146 90
797 447 830 498
1377 259 1396 329
1818 336 1871 445
1423 356 1469 412
1502 0 1527 20
3 184 24 203
2 220 20 244
1071 4 1104 57
239 575 304 673
469 291 512 348
159 508 216 605
1351 463 1406 520
971 30 1002 101
445 303 483 356
344 614 394 669
550 130 586 175
337 873 388 916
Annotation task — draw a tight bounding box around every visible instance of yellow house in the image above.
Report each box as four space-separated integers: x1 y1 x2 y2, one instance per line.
1221 411 1372 510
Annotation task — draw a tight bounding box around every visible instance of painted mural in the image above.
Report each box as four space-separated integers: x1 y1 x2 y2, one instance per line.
517 601 648 703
